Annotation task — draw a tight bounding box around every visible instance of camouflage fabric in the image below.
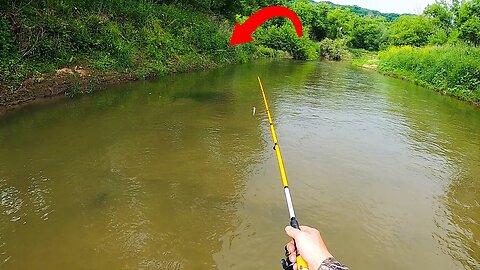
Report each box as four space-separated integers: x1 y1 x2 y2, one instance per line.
318 257 349 270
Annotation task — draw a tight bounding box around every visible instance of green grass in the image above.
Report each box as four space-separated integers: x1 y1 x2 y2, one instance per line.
378 46 480 103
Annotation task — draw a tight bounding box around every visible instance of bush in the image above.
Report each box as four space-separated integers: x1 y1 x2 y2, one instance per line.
0 17 24 87
319 38 347 60
255 23 319 60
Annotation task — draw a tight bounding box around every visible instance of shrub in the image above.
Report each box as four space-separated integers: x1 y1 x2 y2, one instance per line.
319 38 347 60
255 23 319 60
0 17 29 87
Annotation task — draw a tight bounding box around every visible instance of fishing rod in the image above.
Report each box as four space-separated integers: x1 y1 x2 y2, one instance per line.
257 77 309 270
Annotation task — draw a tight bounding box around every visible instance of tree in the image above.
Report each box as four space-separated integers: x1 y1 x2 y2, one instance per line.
424 1 454 34
291 0 329 41
423 1 454 45
457 0 480 46
326 8 355 40
349 16 386 50
459 17 480 46
388 15 434 47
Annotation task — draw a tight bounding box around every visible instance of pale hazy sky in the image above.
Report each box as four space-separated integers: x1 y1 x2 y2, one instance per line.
315 0 438 14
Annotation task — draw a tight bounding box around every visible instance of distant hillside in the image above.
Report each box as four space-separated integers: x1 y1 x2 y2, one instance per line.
317 1 404 22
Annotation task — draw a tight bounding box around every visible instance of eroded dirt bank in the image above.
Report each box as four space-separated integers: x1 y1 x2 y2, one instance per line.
0 66 137 114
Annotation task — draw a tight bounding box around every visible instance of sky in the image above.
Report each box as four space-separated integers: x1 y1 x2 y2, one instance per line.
315 0 438 14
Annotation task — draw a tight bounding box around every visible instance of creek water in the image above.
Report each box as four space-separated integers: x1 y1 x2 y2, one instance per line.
0 60 479 270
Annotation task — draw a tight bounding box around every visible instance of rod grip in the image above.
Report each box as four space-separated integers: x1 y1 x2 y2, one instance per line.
290 218 309 270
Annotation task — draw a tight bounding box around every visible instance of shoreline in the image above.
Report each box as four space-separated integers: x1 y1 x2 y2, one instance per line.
0 66 137 114
3 57 478 116
356 63 480 107
0 60 252 115
0 54 287 115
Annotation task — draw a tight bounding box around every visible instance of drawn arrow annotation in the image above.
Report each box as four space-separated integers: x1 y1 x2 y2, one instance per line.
229 6 303 46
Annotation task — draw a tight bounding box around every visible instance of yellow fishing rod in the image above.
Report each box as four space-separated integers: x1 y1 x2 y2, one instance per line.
257 77 309 270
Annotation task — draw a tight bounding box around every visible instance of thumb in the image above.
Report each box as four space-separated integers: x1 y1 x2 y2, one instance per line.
285 226 301 239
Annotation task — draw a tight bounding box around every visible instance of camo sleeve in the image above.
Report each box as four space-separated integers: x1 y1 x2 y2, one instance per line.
318 257 349 270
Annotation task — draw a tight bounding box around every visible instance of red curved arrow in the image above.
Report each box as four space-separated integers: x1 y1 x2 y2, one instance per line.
229 6 303 46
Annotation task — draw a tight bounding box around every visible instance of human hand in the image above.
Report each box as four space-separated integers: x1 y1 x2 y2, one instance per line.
285 225 333 270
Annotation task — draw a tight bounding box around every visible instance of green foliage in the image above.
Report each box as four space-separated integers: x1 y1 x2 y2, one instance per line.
429 29 449 45
255 23 319 60
379 46 480 102
457 0 480 25
0 17 25 87
0 0 265 88
388 15 434 47
350 48 379 67
424 1 454 33
291 0 329 41
0 19 17 60
66 80 81 98
349 16 386 51
326 8 355 40
288 1 388 51
160 0 285 17
319 38 347 60
421 0 480 46
459 17 480 46
247 0 391 54
0 17 21 85
238 0 287 16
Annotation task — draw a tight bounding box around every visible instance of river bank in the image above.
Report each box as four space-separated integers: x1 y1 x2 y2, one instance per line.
0 1 284 113
4 0 337 113
1 66 126 112
0 56 283 113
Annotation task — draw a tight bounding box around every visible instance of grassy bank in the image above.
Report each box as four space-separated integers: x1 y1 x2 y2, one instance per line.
0 1 280 92
374 46 480 103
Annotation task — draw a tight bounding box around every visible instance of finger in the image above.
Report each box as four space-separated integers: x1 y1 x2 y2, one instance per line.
288 246 297 260
285 226 301 238
286 240 296 254
299 225 311 231
300 225 319 234
289 252 297 263
293 262 298 270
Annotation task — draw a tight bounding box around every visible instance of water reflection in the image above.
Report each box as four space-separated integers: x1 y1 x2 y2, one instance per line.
440 169 480 270
0 172 55 266
1 182 23 222
381 72 480 269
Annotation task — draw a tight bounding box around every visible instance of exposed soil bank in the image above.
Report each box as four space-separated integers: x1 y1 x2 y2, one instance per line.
0 56 287 114
0 67 144 114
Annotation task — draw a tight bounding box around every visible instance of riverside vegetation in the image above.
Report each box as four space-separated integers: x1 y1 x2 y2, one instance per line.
378 46 480 103
0 0 479 106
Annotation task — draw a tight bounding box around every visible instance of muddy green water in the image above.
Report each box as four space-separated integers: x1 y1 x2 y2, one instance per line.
0 61 479 270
